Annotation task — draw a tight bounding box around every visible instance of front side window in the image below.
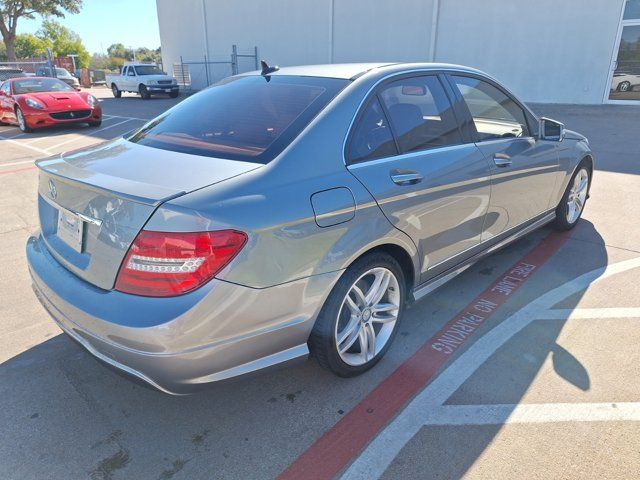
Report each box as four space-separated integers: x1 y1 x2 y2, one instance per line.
452 76 530 141
129 75 349 163
347 97 398 164
379 75 462 153
0 82 10 95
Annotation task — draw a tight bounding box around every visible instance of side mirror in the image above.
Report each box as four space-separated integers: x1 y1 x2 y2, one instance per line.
74 86 81 92
539 117 565 142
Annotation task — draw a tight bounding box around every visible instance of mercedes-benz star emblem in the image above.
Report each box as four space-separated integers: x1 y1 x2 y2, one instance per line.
48 179 57 199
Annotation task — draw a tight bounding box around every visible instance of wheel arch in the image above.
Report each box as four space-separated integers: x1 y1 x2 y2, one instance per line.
339 241 418 302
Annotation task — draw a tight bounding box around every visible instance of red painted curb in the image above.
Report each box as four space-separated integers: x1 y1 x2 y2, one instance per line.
279 231 569 480
0 165 36 176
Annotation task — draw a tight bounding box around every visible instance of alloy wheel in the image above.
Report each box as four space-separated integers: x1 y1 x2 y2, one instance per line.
566 168 589 224
334 267 400 366
16 109 26 131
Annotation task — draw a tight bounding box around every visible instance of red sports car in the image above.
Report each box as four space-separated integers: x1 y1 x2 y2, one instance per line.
0 77 102 133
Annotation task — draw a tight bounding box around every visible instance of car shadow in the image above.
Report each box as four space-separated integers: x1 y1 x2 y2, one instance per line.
386 219 612 479
0 221 614 479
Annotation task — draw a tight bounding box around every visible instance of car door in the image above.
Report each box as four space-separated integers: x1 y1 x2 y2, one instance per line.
347 73 492 283
447 74 559 240
122 66 133 90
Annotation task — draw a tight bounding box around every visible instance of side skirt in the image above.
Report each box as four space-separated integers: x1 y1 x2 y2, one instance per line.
412 211 556 302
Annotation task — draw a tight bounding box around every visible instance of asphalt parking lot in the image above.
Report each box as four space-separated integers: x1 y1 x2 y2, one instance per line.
1 90 640 480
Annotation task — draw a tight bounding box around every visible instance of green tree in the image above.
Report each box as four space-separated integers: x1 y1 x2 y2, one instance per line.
136 46 161 64
36 19 89 67
0 39 6 60
107 42 133 61
0 0 82 61
14 32 49 58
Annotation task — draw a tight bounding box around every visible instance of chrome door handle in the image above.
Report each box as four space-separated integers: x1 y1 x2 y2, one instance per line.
390 171 423 186
493 155 512 168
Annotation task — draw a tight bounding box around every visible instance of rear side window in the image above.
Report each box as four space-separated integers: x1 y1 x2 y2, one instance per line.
379 75 462 153
129 75 349 163
452 76 530 141
347 97 398 164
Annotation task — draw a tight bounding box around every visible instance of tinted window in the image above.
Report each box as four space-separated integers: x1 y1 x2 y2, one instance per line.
379 76 462 153
135 65 164 75
348 97 398 164
12 78 73 94
453 76 530 141
129 75 349 163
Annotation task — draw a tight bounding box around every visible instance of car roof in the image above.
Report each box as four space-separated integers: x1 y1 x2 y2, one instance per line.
244 62 487 80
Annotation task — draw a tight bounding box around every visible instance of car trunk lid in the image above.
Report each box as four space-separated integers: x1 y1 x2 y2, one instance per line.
36 138 261 290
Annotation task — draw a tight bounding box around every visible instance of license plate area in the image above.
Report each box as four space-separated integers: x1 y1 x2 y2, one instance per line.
165 89 171 93
56 208 84 252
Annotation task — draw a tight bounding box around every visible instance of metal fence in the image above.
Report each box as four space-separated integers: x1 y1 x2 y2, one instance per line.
174 45 258 92
0 59 50 76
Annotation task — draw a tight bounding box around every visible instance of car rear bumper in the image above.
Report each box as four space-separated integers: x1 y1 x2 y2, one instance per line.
27 233 340 394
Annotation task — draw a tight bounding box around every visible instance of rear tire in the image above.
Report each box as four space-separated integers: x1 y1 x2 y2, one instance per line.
16 107 33 133
309 252 405 377
111 84 121 98
552 161 591 231
139 84 150 100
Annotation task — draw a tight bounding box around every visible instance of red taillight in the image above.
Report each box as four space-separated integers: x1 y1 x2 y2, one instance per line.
115 230 247 297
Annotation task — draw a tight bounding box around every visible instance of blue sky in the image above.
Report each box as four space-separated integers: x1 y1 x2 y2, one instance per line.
18 0 161 54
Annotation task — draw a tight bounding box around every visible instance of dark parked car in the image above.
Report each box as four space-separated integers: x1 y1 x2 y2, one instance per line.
36 67 80 87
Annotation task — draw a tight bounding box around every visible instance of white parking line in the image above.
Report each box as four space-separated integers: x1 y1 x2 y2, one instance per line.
0 158 37 168
421 402 640 425
45 119 134 151
538 307 640 320
103 114 151 122
19 116 125 146
341 257 640 480
0 135 52 156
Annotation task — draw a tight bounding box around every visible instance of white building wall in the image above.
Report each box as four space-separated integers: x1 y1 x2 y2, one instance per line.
434 0 624 104
156 0 625 103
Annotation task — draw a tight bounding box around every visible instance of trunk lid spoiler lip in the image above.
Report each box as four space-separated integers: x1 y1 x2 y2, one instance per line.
35 139 263 207
35 157 187 207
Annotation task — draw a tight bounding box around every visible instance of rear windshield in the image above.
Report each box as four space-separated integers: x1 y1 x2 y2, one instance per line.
128 75 349 163
13 78 73 94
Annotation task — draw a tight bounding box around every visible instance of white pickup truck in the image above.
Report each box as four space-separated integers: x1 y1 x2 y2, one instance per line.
106 63 179 99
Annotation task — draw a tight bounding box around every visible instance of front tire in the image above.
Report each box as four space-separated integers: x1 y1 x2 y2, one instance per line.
111 84 122 98
16 107 32 133
139 84 150 100
552 162 590 231
169 91 179 98
309 252 405 377
88 120 102 127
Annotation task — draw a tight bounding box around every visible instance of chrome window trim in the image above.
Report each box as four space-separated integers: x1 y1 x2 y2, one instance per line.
346 142 476 170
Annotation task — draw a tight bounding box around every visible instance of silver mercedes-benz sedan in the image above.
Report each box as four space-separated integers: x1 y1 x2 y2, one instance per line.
27 62 593 394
